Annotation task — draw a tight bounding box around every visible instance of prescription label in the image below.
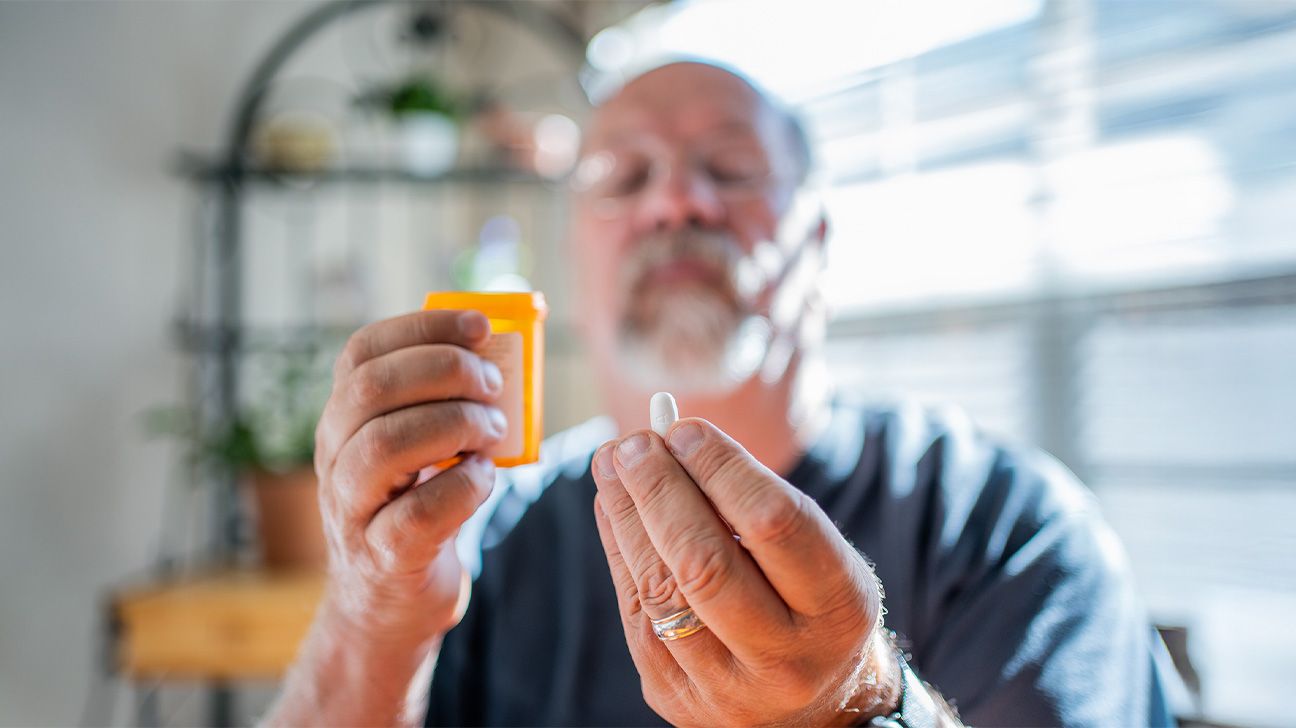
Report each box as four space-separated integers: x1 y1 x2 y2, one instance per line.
480 331 524 460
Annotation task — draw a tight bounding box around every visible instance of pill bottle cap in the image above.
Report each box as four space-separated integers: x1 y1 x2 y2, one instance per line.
423 291 548 321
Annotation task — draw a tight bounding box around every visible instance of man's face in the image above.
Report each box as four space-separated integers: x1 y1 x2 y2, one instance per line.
571 64 806 395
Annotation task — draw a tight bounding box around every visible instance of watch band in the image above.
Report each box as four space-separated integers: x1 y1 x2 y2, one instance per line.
867 652 942 728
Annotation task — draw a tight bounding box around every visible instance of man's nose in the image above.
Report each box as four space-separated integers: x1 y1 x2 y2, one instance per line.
634 166 726 233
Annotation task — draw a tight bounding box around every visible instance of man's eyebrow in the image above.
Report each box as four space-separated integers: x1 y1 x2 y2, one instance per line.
589 121 763 149
699 121 761 138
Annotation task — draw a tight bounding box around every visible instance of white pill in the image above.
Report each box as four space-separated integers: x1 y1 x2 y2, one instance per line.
650 391 679 437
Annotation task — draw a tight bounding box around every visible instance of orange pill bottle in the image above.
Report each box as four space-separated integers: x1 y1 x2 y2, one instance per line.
423 291 548 467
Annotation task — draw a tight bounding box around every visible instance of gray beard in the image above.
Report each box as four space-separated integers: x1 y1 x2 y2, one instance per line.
617 285 771 396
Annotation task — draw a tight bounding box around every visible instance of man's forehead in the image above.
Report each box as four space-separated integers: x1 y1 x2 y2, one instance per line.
586 63 775 146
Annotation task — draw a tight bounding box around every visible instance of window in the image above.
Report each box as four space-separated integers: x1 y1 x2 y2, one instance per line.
593 2 1296 724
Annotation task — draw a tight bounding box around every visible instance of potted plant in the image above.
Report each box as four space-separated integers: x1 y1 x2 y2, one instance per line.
147 352 332 571
356 73 467 176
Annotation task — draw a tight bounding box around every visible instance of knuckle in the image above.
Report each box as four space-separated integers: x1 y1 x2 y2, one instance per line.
711 449 753 486
690 437 748 482
366 528 403 573
634 561 680 611
745 490 811 547
320 460 359 515
467 405 507 451
620 582 644 617
357 417 399 469
313 452 328 486
400 471 478 545
443 402 484 450
441 347 476 386
313 425 331 475
336 333 370 376
316 480 341 523
633 468 677 513
640 687 679 723
348 360 393 404
602 488 640 523
392 494 429 542
838 555 884 621
672 535 733 603
444 400 474 432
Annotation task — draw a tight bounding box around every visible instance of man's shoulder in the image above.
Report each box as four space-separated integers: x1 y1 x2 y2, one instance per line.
833 398 1117 588
845 401 1169 724
853 398 1100 530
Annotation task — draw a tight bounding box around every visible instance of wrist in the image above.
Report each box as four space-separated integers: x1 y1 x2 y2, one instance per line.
323 554 470 648
318 584 448 657
860 633 961 728
266 593 443 727
834 630 903 725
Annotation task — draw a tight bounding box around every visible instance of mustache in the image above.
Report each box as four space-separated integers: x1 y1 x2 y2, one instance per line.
621 228 745 297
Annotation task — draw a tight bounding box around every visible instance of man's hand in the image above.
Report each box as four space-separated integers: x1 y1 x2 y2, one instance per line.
591 418 901 726
314 308 506 642
269 309 508 726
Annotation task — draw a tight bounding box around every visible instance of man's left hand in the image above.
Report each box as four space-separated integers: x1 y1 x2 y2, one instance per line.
592 418 900 726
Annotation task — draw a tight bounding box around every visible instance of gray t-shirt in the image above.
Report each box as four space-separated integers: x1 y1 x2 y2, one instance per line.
427 401 1175 726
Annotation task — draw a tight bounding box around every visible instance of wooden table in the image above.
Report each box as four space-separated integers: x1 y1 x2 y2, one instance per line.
108 569 325 724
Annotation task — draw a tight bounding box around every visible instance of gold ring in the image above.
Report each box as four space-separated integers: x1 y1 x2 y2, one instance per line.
650 607 708 641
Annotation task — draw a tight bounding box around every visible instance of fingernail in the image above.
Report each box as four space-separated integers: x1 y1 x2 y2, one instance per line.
458 311 489 339
486 407 508 437
594 445 617 479
616 433 649 469
481 360 503 394
668 422 704 459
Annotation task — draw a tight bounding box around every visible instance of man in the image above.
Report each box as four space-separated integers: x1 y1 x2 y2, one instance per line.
268 62 1175 726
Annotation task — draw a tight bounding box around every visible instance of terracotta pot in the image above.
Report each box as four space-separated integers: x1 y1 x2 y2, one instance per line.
247 467 327 572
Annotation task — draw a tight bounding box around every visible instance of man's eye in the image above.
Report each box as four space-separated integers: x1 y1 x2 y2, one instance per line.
603 159 651 197
707 152 768 185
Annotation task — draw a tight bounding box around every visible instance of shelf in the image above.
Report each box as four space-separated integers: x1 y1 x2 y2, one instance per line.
110 569 325 680
174 320 357 354
175 151 558 188
174 318 582 356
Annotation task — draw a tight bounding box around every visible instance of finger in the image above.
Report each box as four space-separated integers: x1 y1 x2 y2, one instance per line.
332 400 506 518
365 455 496 575
594 445 736 674
317 344 503 466
592 493 688 697
600 436 790 660
665 418 879 619
334 309 491 381
593 444 692 619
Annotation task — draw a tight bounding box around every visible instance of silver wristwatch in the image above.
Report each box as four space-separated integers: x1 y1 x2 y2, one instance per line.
868 652 943 728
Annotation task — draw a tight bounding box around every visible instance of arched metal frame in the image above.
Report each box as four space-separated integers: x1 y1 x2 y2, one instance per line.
205 0 587 565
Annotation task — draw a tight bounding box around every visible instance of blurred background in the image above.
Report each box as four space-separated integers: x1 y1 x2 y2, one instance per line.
1 0 1293 725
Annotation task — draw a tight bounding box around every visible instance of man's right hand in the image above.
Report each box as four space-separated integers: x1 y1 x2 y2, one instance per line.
313 308 506 644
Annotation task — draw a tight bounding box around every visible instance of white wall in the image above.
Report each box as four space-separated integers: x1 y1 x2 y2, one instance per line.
0 2 610 722
0 2 317 724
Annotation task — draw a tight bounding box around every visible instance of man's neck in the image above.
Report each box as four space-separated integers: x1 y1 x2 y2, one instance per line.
602 353 827 477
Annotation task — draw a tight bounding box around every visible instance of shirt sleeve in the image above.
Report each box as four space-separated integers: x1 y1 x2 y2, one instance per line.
907 446 1177 727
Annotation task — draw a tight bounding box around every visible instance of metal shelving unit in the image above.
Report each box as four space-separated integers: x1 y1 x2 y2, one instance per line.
102 2 592 725
184 0 584 567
